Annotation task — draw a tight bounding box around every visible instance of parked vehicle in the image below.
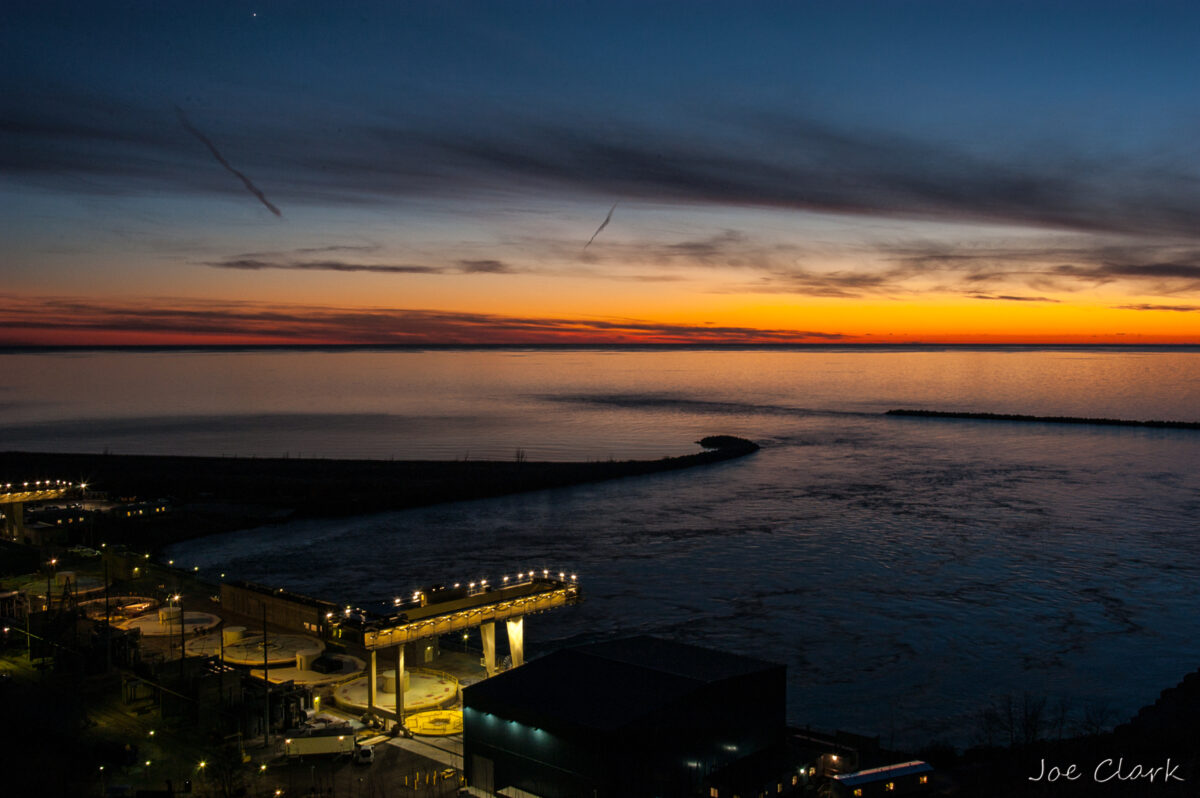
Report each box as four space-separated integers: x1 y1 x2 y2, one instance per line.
283 731 354 758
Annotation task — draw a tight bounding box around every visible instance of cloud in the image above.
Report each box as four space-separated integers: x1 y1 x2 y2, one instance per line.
7 88 1200 240
174 105 282 217
207 258 442 275
872 239 1200 297
969 294 1061 303
1113 304 1200 312
457 259 515 274
0 295 844 345
201 252 522 276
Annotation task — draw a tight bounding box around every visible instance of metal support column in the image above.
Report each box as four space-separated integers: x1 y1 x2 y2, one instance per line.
395 644 406 726
367 649 377 716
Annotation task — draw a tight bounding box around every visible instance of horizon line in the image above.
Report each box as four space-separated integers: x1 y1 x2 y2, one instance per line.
4 342 1200 354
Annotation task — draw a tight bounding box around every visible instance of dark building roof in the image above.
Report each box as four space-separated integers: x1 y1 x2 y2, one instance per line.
834 761 933 787
463 635 781 733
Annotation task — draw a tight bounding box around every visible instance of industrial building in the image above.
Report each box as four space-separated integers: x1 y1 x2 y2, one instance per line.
462 636 791 798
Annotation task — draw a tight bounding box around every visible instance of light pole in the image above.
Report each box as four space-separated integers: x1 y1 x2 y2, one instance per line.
46 558 57 613
176 593 185 676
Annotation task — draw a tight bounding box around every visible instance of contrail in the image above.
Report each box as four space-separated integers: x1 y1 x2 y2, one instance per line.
584 202 617 249
174 105 282 217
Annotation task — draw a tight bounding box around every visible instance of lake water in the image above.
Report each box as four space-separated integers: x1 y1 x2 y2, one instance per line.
5 347 1200 747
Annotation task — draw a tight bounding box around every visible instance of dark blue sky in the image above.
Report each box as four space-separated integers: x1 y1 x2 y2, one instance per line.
4 1 1200 344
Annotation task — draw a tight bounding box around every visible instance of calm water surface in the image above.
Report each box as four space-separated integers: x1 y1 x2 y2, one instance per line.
5 348 1200 746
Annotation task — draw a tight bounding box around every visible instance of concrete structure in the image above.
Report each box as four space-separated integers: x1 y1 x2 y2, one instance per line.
221 581 340 638
0 482 76 542
216 575 578 727
336 576 578 725
333 667 460 714
462 636 787 798
120 609 221 637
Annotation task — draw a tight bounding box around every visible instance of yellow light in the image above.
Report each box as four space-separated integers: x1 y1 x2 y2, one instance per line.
199 761 206 769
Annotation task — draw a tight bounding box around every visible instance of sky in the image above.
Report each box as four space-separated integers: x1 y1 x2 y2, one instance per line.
4 0 1200 345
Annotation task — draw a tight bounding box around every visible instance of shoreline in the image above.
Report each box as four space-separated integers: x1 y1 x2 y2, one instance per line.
1 436 759 548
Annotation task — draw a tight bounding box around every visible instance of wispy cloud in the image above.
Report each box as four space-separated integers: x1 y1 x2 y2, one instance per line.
1113 303 1200 312
969 294 1060 303
8 89 1200 240
0 295 844 345
457 259 515 274
584 202 617 249
174 105 281 217
202 249 520 276
208 259 442 275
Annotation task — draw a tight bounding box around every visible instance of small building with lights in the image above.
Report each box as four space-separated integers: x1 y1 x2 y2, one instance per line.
462 635 789 798
830 761 934 797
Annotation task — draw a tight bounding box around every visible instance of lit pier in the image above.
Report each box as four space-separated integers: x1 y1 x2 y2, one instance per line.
220 573 581 726
0 480 85 541
334 574 580 724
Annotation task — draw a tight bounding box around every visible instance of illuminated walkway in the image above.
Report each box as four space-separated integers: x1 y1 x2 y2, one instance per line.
1 480 82 541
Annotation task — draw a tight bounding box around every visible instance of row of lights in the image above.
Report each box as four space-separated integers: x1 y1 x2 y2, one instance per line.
387 570 579 607
2 480 87 491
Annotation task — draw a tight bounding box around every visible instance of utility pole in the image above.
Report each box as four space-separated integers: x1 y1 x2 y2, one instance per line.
179 593 186 678
262 602 270 749
103 560 112 672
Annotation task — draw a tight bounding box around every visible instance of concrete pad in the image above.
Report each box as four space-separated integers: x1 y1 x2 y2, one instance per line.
120 610 221 637
245 653 365 686
334 668 459 714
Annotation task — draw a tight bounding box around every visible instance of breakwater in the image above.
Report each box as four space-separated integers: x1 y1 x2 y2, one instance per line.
885 409 1200 430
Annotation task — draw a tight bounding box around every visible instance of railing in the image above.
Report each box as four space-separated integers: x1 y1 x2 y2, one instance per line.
360 584 580 649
